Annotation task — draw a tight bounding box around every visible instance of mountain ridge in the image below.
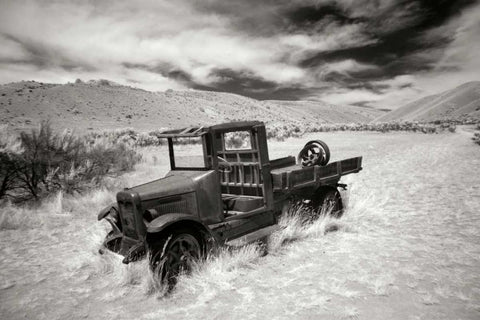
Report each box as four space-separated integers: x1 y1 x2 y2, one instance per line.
0 80 385 132
376 81 480 122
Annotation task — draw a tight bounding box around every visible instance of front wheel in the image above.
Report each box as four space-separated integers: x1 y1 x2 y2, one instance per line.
149 228 203 290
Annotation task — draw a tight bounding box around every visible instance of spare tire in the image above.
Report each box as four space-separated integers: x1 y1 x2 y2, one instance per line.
297 140 330 167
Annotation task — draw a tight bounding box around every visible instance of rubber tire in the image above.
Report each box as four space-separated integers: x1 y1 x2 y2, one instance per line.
298 140 330 167
304 140 330 166
311 188 343 218
149 227 203 290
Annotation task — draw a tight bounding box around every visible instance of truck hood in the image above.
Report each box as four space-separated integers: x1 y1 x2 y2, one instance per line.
126 170 216 201
126 174 196 201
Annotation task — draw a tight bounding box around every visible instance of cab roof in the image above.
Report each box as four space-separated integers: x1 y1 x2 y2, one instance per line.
156 121 264 138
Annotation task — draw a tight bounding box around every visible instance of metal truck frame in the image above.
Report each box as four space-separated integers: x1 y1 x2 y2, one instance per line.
98 121 362 287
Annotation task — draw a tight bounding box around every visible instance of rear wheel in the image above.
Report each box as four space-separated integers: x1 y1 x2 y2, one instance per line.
319 189 343 218
308 188 343 218
149 228 203 290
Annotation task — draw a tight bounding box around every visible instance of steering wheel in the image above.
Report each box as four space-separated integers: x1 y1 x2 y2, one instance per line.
217 156 232 173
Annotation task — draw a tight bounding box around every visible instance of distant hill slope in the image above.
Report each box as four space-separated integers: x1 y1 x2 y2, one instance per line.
267 100 383 124
376 81 480 122
0 80 385 133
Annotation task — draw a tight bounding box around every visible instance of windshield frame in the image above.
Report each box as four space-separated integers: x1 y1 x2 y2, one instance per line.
167 136 211 171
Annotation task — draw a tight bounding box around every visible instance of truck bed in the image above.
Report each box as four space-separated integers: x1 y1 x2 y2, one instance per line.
270 157 362 191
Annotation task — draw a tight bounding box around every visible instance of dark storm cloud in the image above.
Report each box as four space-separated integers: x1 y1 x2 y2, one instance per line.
301 1 474 69
321 71 391 94
0 33 55 67
123 62 194 85
1 32 96 72
191 68 312 100
298 0 478 79
288 4 367 27
0 0 479 107
183 0 480 101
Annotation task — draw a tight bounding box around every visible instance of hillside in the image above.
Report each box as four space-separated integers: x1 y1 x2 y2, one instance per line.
376 81 480 122
266 100 381 124
0 80 385 133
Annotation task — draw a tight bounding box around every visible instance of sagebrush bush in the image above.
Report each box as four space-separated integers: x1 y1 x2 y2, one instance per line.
267 119 470 137
266 124 303 141
82 119 470 149
0 122 141 202
472 124 480 146
473 132 480 146
0 126 22 199
88 128 166 147
224 131 251 149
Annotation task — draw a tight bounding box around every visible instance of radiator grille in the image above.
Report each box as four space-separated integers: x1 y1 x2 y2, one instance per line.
119 201 137 238
155 199 188 215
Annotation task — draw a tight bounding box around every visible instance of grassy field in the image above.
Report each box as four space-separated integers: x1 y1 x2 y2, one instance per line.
0 129 479 319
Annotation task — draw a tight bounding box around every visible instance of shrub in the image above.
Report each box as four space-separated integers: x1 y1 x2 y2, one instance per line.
0 122 141 202
275 120 465 136
98 79 110 86
0 152 21 200
473 132 480 146
1 125 24 200
88 128 165 147
224 131 251 149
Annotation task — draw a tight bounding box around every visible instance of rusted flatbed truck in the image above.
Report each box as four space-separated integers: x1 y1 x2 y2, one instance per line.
98 121 362 287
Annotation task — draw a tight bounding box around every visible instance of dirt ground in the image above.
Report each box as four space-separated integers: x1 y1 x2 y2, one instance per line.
0 129 479 320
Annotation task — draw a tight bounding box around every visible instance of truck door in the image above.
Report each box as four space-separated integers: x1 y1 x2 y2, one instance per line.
214 124 274 213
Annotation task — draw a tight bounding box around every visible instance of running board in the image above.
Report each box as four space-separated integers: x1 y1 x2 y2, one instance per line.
225 225 281 247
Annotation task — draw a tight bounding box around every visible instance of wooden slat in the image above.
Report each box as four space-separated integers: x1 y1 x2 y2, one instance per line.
222 182 264 187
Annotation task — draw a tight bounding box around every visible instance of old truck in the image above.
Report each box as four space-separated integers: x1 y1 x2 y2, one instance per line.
98 121 362 287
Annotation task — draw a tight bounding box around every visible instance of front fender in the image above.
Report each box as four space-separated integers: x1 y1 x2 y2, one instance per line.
146 213 204 233
97 202 118 221
146 213 219 254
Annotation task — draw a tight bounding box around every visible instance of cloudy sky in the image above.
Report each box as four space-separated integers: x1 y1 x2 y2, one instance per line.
0 0 479 109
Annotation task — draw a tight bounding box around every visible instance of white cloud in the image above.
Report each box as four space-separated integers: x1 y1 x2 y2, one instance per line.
320 89 382 105
324 59 378 74
278 23 372 55
0 0 376 90
0 0 310 88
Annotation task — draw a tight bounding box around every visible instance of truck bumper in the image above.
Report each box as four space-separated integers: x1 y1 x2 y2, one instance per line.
99 230 146 264
120 238 146 264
